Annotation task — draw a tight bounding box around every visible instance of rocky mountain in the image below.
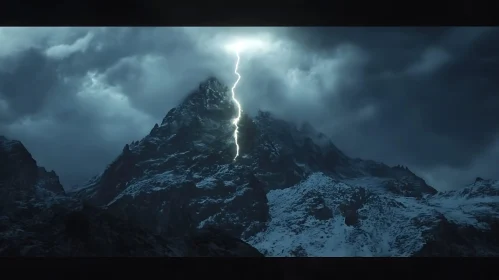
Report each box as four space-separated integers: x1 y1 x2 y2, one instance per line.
72 77 499 256
0 136 263 257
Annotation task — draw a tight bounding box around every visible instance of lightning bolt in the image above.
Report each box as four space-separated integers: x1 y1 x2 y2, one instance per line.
231 49 242 161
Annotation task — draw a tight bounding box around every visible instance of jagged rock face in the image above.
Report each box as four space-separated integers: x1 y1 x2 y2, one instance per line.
0 135 263 257
0 136 65 215
74 77 499 256
0 136 65 194
0 136 39 188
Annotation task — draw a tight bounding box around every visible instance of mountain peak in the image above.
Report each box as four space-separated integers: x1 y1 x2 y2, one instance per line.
199 76 225 90
0 135 22 152
160 77 234 127
0 135 65 195
193 76 230 103
70 75 499 256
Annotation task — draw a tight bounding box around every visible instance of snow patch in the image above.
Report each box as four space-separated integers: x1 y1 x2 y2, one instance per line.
196 177 218 189
106 170 186 206
0 138 20 152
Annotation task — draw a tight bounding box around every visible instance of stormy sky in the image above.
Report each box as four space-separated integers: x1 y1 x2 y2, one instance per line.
0 27 498 191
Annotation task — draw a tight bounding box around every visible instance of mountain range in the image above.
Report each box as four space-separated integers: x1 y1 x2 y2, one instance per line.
2 77 499 256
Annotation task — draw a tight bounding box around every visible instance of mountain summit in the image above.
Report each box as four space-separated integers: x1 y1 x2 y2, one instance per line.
72 77 499 256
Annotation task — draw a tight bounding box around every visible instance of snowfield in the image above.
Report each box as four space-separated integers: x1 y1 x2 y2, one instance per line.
248 173 499 257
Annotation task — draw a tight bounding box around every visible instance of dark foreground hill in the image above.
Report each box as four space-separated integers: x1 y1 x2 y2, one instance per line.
0 135 262 257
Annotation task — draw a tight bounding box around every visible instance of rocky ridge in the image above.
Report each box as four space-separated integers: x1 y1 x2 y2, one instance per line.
0 136 263 257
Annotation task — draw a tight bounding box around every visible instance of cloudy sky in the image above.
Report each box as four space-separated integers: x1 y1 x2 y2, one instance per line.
0 27 498 191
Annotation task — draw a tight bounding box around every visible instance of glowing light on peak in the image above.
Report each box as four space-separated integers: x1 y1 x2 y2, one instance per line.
224 37 269 54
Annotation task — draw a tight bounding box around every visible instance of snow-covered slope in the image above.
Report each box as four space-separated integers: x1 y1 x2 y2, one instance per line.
72 77 499 256
249 173 499 256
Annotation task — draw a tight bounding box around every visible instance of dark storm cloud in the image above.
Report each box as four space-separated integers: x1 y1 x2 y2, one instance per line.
0 28 162 187
281 27 499 189
0 27 497 191
0 49 59 121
